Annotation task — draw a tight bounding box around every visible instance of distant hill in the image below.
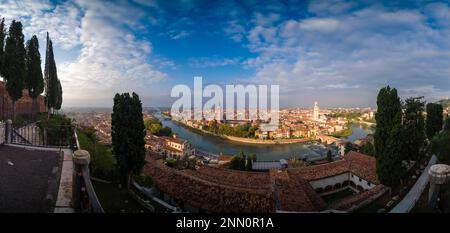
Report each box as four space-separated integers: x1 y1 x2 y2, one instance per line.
437 99 450 108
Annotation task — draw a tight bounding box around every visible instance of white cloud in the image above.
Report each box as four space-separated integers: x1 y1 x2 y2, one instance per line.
59 0 168 106
240 3 450 107
0 0 170 107
299 18 342 32
0 0 82 49
188 57 241 68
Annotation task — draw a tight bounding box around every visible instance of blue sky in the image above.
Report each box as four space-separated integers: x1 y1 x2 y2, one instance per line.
1 0 450 108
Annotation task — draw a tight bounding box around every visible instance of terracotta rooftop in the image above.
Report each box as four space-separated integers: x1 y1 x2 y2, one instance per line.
270 170 326 212
144 151 384 213
290 151 380 185
162 136 187 145
144 156 275 213
346 151 379 184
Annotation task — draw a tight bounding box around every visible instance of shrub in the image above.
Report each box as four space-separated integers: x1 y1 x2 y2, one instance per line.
134 174 153 188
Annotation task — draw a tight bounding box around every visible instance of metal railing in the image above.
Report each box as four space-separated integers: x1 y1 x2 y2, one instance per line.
11 123 76 148
80 166 105 213
72 129 104 213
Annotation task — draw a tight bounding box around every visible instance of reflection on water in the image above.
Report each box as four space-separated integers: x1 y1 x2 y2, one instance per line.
157 113 373 161
345 124 374 142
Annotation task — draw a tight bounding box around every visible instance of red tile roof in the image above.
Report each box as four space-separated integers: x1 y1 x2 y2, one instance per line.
143 151 383 213
144 156 275 213
346 151 379 184
270 170 326 212
289 151 380 184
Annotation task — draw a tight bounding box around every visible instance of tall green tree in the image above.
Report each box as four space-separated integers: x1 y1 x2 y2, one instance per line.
327 150 333 162
55 78 62 111
246 156 253 171
25 35 44 117
0 17 6 77
44 32 59 116
344 141 353 154
0 17 5 119
401 97 426 161
360 142 375 156
374 86 404 186
431 118 450 165
3 20 26 120
111 92 146 189
426 103 443 140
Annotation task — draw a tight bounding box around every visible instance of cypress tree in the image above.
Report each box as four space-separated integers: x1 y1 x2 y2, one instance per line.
431 118 450 164
0 17 5 119
426 103 443 140
44 32 58 116
401 97 426 161
25 35 44 117
111 92 146 189
246 156 253 171
374 86 404 186
55 78 62 111
0 17 5 77
3 20 26 120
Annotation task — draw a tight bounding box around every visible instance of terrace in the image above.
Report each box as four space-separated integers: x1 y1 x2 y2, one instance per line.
0 120 103 213
0 145 63 212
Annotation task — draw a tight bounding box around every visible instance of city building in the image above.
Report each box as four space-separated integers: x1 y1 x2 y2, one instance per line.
313 101 319 121
162 134 193 158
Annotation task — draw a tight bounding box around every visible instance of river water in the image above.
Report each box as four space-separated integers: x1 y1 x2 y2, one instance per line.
159 114 373 161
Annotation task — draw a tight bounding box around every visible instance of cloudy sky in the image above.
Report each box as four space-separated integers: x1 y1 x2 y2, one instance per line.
1 0 450 108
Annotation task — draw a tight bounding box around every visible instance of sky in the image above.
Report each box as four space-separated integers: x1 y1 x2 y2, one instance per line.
1 0 450 108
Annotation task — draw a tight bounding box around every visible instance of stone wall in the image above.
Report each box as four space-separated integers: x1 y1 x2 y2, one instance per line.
0 81 47 119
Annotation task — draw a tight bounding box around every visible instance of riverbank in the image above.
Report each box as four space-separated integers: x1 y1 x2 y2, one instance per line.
330 128 353 138
172 120 312 145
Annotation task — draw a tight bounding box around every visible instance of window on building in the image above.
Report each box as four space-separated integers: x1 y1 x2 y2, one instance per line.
359 178 362 182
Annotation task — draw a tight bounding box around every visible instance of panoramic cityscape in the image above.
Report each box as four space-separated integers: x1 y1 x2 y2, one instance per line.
0 0 450 230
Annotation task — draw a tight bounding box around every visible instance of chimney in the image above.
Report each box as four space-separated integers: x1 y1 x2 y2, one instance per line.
173 134 177 139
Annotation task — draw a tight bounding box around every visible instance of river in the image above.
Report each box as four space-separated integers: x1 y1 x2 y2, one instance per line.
158 114 373 161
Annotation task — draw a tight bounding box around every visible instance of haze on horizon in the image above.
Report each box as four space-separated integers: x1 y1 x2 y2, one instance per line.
1 0 450 109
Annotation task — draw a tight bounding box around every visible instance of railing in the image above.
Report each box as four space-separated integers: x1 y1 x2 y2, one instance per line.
0 122 5 144
80 166 105 213
390 155 438 213
11 123 76 148
72 130 104 213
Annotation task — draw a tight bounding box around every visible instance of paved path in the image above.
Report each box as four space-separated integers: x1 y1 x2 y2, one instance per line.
0 145 62 212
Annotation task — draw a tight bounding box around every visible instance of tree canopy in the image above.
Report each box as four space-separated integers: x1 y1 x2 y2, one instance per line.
3 20 26 103
426 103 443 140
44 32 62 113
111 92 146 188
0 17 5 77
431 118 450 165
25 35 44 99
401 97 425 161
374 86 404 186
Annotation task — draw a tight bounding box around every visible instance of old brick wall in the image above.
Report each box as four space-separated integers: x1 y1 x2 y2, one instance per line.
0 81 47 119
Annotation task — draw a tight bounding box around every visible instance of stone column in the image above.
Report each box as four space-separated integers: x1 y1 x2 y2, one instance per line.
5 119 12 144
72 150 90 210
428 164 450 208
